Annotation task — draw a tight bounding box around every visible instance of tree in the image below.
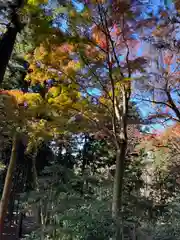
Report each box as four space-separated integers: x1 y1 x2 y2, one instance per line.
0 133 20 236
22 2 151 238
0 0 25 84
67 0 147 228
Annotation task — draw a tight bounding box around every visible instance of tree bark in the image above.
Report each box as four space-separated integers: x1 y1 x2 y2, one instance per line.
112 142 127 219
112 86 129 240
112 141 127 240
0 134 19 236
0 25 18 85
0 0 24 85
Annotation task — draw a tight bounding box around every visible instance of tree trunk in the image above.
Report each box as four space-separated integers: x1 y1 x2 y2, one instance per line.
16 212 24 238
112 86 129 239
32 150 38 191
31 150 41 224
112 142 127 218
0 134 19 236
112 141 127 240
0 0 24 85
0 25 18 84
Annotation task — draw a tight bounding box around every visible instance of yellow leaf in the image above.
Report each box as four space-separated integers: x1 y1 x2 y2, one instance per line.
27 0 47 6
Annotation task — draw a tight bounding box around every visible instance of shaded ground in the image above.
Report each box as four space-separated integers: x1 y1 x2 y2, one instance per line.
2 223 18 240
21 215 39 238
2 215 38 240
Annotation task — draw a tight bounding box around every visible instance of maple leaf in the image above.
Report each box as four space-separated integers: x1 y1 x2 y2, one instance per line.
92 25 107 49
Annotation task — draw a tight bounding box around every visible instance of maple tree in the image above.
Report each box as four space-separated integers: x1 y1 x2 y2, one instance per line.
70 1 148 228
0 1 87 232
22 2 150 239
0 86 83 235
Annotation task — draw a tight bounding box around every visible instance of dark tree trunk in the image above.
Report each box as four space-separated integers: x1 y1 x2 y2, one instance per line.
16 212 24 238
0 0 24 85
0 25 18 84
0 134 19 236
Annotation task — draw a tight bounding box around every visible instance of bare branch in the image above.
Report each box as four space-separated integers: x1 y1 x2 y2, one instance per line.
97 3 124 79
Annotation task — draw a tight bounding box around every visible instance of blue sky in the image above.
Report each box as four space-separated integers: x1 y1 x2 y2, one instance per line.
72 0 84 11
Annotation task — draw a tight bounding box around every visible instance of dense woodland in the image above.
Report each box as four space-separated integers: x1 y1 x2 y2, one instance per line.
0 0 180 239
